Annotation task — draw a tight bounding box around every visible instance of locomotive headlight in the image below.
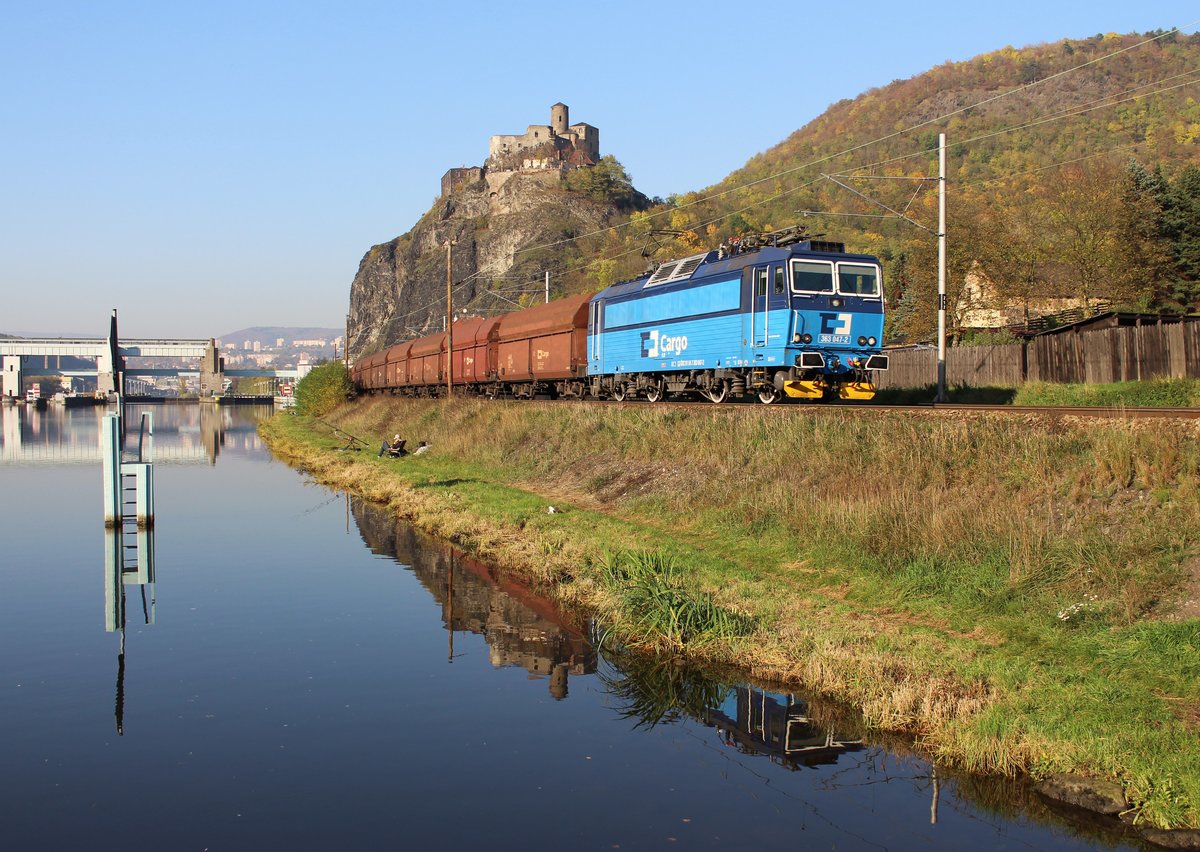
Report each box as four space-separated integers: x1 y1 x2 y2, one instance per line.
793 333 801 343
857 336 867 346
832 298 843 308
801 333 812 344
868 336 877 346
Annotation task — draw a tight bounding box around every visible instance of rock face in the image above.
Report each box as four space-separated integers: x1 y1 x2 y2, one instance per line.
346 172 642 361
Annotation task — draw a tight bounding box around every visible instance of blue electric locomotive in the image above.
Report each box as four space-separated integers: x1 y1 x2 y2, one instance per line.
585 227 889 402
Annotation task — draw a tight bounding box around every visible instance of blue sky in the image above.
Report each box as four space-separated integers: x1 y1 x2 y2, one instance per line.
1 1 1195 338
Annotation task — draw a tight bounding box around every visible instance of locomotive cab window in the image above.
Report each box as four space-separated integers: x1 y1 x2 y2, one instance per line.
755 268 768 298
773 266 785 295
836 263 880 297
790 259 834 293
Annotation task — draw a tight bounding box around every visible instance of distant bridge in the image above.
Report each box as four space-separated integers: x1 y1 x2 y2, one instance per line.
1 310 303 399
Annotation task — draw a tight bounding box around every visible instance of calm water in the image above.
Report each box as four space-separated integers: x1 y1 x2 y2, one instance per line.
0 403 1145 850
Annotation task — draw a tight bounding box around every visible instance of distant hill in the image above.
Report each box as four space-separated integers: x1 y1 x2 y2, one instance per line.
220 326 342 346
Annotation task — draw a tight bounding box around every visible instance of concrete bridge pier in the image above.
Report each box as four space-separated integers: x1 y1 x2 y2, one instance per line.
199 339 224 398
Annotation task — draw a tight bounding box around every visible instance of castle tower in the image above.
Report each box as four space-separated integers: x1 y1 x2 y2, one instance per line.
551 102 568 135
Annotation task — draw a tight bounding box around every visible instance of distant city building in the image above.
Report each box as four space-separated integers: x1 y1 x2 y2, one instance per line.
252 341 262 353
275 338 285 348
291 338 327 347
243 339 252 350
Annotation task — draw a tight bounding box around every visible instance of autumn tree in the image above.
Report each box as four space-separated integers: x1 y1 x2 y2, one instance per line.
972 183 1051 328
1038 159 1164 309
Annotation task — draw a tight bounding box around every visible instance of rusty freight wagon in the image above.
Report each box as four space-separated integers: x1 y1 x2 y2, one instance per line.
494 294 591 399
452 316 500 386
385 342 411 390
406 332 445 390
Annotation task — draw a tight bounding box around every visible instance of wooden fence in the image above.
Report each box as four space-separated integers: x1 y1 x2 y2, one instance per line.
876 324 1200 389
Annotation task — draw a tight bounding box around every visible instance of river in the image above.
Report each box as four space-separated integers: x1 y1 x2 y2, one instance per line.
0 402 1148 850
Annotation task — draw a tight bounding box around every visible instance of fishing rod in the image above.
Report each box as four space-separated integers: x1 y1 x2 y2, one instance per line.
311 416 372 449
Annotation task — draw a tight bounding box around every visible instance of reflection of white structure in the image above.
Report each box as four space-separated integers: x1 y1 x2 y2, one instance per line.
0 405 269 465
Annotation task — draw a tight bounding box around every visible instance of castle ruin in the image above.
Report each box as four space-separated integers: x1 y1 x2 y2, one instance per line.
441 102 600 199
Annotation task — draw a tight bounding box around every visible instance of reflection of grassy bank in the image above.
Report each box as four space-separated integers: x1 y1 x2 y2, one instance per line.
261 397 1200 829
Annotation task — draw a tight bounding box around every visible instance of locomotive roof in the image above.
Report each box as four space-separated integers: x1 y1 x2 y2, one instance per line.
592 244 880 302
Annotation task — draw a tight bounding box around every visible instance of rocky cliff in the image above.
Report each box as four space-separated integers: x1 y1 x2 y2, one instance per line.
347 170 645 360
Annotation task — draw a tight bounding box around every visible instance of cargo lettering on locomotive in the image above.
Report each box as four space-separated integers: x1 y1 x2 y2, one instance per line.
640 330 689 359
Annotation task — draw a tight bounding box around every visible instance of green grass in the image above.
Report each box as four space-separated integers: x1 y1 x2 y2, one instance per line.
596 550 756 653
1015 378 1200 407
876 378 1200 407
262 396 1200 828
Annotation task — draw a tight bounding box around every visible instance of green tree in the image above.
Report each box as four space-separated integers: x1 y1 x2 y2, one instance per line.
295 361 351 416
1161 165 1200 310
563 155 646 210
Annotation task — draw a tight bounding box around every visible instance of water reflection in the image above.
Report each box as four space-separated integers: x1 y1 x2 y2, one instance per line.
342 497 1150 846
104 524 157 735
705 687 864 770
0 401 274 465
351 496 867 773
352 496 597 697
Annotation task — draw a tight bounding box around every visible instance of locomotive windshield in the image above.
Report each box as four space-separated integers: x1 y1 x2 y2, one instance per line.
791 259 834 293
837 263 880 296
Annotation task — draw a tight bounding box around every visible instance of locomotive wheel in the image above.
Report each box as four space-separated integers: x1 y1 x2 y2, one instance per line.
611 383 627 402
757 386 781 405
704 383 728 404
645 382 663 403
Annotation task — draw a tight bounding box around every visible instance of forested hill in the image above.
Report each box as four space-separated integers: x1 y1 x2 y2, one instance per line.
558 31 1199 338
711 31 1200 228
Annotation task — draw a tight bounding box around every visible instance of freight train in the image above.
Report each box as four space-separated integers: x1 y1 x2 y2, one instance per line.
352 227 889 403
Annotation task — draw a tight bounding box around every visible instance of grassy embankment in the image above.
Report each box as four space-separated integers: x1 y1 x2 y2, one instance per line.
262 396 1200 829
875 377 1200 407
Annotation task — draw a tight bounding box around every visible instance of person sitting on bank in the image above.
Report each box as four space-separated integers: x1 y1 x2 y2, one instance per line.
378 434 407 457
411 441 429 456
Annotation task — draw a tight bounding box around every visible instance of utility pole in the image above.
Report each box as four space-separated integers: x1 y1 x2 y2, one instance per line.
935 132 948 403
544 270 550 304
445 240 455 397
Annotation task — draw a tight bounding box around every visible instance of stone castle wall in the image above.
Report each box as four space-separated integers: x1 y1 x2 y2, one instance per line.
440 103 600 200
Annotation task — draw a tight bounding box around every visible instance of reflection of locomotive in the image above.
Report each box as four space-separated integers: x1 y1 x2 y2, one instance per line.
704 687 863 770
353 227 889 403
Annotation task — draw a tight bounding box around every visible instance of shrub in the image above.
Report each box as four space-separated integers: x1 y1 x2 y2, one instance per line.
295 361 352 416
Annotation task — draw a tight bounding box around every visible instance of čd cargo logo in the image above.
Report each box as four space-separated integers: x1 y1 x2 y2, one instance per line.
818 313 852 345
640 329 688 359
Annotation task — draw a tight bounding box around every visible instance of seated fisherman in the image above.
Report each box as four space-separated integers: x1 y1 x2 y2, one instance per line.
378 434 407 457
411 441 429 455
